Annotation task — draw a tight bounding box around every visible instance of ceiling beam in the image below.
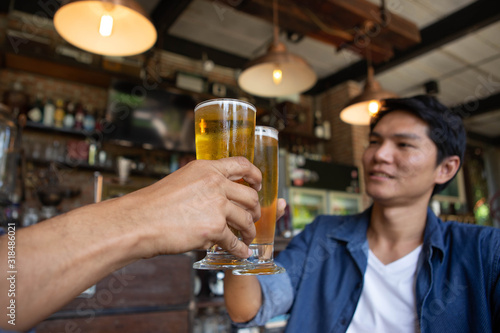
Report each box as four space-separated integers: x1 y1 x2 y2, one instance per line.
467 132 500 147
217 0 420 64
308 0 500 95
292 0 420 53
151 0 193 33
159 35 249 69
451 91 500 118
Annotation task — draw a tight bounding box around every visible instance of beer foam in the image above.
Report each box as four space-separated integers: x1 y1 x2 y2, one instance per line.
256 126 279 140
195 98 256 113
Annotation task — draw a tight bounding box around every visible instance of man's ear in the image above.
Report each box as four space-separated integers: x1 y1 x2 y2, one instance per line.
435 155 460 185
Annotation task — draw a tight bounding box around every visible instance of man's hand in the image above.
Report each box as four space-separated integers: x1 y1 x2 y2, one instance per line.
124 157 262 259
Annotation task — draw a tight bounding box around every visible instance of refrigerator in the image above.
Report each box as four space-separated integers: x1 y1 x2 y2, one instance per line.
288 187 363 233
283 153 364 234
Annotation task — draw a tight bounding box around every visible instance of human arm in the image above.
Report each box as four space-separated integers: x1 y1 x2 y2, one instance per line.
0 157 261 330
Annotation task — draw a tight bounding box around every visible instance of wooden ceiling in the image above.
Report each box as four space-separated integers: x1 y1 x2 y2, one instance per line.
1 0 499 145
212 0 420 63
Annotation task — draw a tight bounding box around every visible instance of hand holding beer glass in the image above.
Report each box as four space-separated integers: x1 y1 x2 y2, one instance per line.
193 99 257 270
233 126 285 275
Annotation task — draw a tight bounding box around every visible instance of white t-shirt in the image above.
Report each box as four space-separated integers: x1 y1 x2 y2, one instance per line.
346 245 422 333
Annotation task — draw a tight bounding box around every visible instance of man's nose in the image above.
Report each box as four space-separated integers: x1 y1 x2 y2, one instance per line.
373 142 394 163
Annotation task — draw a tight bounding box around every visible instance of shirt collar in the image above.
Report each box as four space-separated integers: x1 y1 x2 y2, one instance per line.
326 206 445 260
326 207 371 248
423 206 445 261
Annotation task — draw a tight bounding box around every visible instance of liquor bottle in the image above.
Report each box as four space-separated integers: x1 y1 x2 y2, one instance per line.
74 103 85 130
63 101 76 129
43 98 55 127
27 93 44 123
323 120 331 140
83 105 96 132
314 110 324 138
94 108 105 132
53 99 65 128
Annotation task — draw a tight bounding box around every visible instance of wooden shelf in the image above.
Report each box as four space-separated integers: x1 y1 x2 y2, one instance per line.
4 52 113 88
196 296 225 309
24 121 196 155
25 121 89 137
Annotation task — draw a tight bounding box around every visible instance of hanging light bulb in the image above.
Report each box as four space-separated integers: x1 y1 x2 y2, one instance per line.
340 64 397 125
273 67 283 85
368 100 381 116
99 14 113 37
237 0 316 97
54 0 157 57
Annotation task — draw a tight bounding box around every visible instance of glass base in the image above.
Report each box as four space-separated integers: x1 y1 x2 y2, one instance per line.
231 243 285 275
232 262 285 275
193 252 255 270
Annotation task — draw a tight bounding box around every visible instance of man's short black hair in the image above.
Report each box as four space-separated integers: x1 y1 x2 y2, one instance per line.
370 95 467 196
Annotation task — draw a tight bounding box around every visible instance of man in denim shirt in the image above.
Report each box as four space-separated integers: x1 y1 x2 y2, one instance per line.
224 96 500 332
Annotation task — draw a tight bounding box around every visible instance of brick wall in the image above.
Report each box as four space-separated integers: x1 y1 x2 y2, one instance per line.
316 80 371 208
317 80 369 166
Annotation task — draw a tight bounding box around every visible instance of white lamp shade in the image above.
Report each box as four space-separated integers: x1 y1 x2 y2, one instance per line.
340 65 398 126
340 101 376 126
54 1 157 57
238 44 317 97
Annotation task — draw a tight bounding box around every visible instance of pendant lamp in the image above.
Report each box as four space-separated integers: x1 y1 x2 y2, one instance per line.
340 64 397 126
238 0 317 97
54 0 157 57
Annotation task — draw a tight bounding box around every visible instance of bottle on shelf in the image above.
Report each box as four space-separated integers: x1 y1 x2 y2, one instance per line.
83 105 96 132
63 101 76 129
94 107 105 132
323 120 331 140
74 103 85 130
28 93 44 123
314 110 324 139
88 142 97 166
54 99 65 128
42 98 55 127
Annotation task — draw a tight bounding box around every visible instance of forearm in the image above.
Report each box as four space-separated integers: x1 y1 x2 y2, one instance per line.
224 274 262 322
1 196 146 330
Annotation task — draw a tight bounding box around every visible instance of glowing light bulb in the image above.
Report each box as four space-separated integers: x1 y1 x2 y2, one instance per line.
273 68 282 85
199 118 207 134
368 100 380 116
99 15 113 37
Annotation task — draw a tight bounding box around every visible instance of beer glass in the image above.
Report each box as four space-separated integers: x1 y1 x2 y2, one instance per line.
193 98 256 270
233 126 285 275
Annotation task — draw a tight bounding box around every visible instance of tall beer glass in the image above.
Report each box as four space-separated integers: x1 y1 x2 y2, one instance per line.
233 126 285 275
193 99 256 270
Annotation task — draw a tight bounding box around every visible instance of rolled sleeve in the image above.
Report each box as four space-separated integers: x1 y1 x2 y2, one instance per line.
232 265 294 328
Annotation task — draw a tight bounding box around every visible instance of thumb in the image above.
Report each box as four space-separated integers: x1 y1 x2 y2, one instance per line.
276 198 287 220
215 226 252 259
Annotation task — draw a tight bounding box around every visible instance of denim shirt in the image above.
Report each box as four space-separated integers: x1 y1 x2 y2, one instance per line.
238 207 500 333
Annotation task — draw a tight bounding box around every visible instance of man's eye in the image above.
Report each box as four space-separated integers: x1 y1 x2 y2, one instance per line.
369 140 379 145
398 142 412 148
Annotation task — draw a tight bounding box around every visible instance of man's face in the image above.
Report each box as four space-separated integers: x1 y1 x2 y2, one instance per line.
362 110 441 206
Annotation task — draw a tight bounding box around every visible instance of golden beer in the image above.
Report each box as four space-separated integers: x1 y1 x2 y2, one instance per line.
193 99 256 270
233 126 285 275
253 131 279 244
195 101 255 162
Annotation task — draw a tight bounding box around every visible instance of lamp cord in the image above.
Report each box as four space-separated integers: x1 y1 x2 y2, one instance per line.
273 0 279 45
380 0 388 26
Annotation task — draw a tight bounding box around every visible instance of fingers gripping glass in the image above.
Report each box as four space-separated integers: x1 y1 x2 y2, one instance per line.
193 99 256 270
233 126 285 275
